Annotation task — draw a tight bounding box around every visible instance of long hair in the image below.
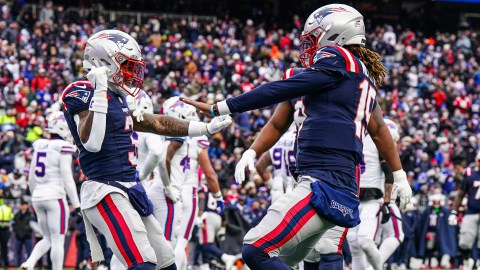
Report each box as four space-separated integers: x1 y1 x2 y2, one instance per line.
344 45 387 87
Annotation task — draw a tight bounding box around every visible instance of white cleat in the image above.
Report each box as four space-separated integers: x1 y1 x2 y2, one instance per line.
464 258 475 270
199 263 211 270
20 262 34 270
221 254 238 270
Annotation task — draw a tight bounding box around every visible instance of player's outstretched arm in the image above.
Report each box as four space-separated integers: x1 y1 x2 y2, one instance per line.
133 113 232 137
368 105 412 209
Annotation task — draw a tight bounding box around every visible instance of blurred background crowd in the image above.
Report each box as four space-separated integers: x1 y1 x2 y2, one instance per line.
0 0 480 269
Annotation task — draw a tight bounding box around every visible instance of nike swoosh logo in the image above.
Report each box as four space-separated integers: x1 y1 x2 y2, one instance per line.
77 84 87 89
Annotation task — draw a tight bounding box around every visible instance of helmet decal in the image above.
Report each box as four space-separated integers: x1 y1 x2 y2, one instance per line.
91 33 129 50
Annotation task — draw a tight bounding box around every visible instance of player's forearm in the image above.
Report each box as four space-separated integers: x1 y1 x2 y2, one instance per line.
255 153 272 182
28 161 36 192
60 155 80 208
199 151 220 194
140 153 161 181
384 183 393 204
76 111 106 152
133 114 190 137
452 190 466 212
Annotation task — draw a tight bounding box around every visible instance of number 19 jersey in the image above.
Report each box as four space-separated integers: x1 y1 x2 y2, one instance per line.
269 127 297 182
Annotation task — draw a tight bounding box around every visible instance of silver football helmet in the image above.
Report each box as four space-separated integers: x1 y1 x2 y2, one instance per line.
46 111 72 141
300 4 365 67
162 97 199 121
83 30 145 97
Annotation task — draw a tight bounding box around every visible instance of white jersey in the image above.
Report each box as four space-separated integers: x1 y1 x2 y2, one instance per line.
360 134 384 192
269 128 296 181
136 132 164 183
29 138 80 207
184 136 210 187
164 138 188 189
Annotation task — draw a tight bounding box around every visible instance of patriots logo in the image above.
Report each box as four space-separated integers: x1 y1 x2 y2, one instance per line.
91 33 129 50
66 90 91 103
330 200 354 218
313 48 336 64
314 7 352 24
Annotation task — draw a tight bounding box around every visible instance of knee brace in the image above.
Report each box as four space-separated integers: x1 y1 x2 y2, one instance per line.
319 253 343 270
128 262 156 270
242 244 290 270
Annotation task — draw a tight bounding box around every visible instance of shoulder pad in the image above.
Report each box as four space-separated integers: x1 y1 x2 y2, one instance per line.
311 45 363 74
283 68 305 80
61 81 94 114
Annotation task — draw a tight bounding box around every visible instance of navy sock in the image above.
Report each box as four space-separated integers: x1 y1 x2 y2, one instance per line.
319 253 343 270
160 263 177 270
303 260 320 270
128 262 156 270
202 243 224 259
242 244 290 270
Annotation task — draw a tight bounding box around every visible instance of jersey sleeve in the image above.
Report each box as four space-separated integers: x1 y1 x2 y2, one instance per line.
196 136 210 149
59 141 76 154
61 81 95 115
225 68 342 113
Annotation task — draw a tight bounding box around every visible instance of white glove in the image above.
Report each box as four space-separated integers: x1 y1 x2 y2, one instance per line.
188 115 232 136
448 211 458 226
165 185 181 203
126 92 146 122
206 115 232 134
391 170 412 209
86 66 109 91
234 149 256 185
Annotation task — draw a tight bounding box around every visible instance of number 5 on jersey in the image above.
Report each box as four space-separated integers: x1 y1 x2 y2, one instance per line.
355 79 376 140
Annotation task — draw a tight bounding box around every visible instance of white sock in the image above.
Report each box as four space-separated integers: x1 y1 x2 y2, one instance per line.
110 254 126 270
174 238 189 270
361 241 382 270
50 235 65 270
26 237 51 266
379 237 400 265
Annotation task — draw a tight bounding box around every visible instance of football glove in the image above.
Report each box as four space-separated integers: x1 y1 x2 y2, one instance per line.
206 115 232 134
234 149 256 185
448 210 458 226
391 170 412 209
165 185 181 203
86 66 109 91
378 203 391 224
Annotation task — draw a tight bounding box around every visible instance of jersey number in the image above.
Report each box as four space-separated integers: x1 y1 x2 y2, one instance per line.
125 116 138 166
35 152 47 177
272 148 295 176
355 79 377 140
474 180 480 199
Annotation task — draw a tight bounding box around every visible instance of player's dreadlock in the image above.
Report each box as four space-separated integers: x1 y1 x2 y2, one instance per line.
344 45 387 88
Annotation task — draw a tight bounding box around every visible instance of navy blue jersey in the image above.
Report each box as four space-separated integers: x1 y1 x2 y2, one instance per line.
226 46 377 193
461 167 480 214
62 81 137 182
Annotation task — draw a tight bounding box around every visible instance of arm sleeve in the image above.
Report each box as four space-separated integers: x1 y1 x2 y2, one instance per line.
224 69 342 113
59 153 80 208
73 113 107 153
140 134 163 181
28 157 36 193
380 156 394 184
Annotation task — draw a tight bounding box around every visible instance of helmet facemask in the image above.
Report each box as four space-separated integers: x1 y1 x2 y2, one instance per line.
299 26 326 68
112 52 146 97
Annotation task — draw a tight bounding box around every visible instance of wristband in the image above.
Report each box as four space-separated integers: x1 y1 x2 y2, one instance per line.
188 121 208 136
89 90 108 114
213 191 222 199
210 105 215 117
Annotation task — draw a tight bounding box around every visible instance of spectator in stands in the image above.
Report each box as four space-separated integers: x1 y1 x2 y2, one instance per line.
6 169 27 201
30 68 51 93
13 200 32 267
0 191 12 270
39 1 54 24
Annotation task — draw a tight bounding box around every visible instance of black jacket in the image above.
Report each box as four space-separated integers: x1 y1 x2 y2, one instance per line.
13 210 32 239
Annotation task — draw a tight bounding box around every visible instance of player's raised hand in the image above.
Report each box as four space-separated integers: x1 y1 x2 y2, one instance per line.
180 97 212 117
86 66 110 91
234 149 256 185
206 115 232 134
391 170 412 209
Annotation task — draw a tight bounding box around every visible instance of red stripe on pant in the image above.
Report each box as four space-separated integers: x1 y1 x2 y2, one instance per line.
201 219 208 244
252 193 313 251
373 209 381 241
184 187 197 239
58 199 66 235
337 228 349 254
97 194 143 267
392 214 400 238
165 196 174 240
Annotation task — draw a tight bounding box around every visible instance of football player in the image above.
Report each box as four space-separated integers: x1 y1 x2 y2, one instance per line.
181 4 412 269
347 119 401 270
449 152 480 270
62 29 231 270
21 112 80 270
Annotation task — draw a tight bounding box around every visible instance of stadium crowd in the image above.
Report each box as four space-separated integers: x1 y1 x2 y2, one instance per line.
0 0 480 269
